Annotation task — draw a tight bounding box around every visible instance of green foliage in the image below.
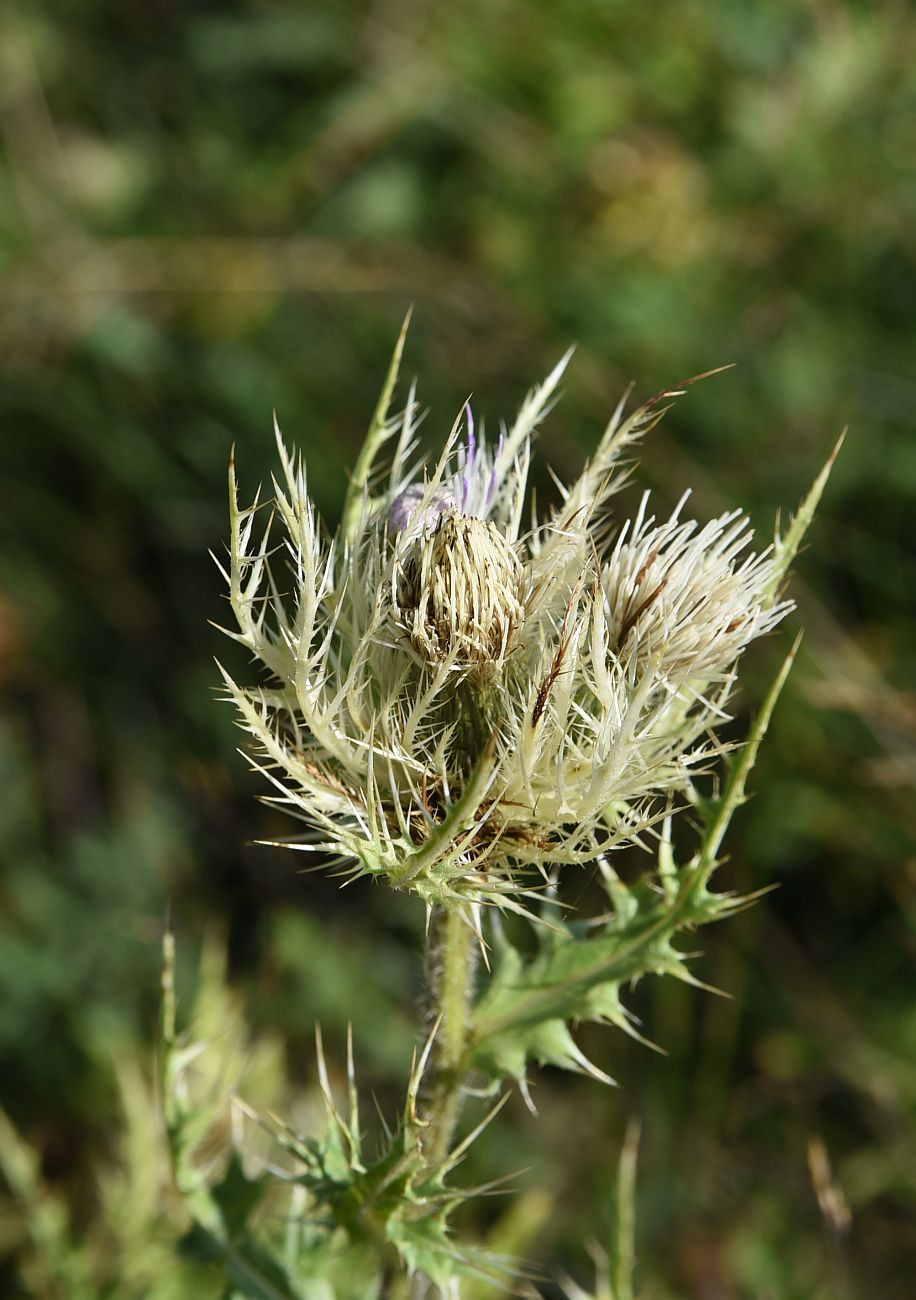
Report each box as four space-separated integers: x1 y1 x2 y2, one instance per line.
470 878 711 1089
2 0 914 1295
161 935 508 1298
0 1056 218 1300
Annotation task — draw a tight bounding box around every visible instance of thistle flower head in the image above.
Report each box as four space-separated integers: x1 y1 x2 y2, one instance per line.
219 328 794 916
394 508 526 680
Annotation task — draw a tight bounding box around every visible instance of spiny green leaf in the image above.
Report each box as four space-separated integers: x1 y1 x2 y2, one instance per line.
286 1237 383 1300
768 432 844 599
180 1223 300 1300
341 308 412 542
212 1153 268 1238
386 1207 509 1292
467 891 697 1087
691 634 801 878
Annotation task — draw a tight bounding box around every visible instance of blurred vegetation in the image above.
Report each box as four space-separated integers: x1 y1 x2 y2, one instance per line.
1 0 914 1295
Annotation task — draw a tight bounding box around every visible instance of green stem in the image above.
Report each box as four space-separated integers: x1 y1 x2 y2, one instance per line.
423 906 478 1166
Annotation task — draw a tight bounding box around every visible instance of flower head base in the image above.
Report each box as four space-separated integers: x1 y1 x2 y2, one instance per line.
219 330 808 916
394 509 526 681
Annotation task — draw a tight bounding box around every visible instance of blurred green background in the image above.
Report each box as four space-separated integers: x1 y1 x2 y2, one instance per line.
1 1 914 1296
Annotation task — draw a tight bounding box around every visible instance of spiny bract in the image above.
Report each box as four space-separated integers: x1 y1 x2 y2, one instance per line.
218 324 791 918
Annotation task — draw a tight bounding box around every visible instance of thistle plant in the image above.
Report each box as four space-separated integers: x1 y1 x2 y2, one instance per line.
169 319 838 1298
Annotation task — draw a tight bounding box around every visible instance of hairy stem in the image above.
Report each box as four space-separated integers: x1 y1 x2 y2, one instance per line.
423 906 478 1167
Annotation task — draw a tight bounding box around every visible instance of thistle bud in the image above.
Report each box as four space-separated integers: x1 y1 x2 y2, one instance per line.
395 510 525 679
225 338 816 912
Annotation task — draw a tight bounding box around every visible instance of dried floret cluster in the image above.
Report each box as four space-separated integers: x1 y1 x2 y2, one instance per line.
218 327 792 918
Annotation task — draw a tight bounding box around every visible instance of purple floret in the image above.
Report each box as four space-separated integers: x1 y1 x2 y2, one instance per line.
389 483 454 535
